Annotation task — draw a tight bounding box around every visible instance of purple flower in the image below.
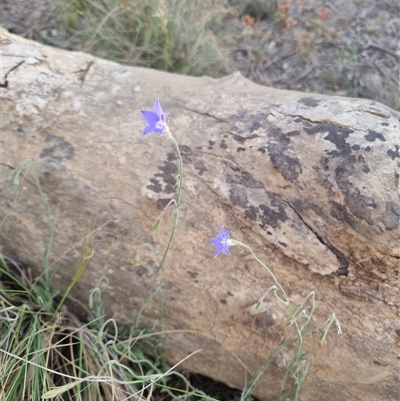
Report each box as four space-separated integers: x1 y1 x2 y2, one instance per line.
140 99 169 135
211 227 235 257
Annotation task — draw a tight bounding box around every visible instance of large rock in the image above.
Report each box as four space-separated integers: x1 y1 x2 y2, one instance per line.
1 28 399 401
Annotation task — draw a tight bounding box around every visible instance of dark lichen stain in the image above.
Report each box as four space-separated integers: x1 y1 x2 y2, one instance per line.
250 122 262 132
268 143 302 181
194 160 207 175
232 135 246 144
320 157 330 171
245 196 288 229
220 140 228 149
365 146 371 151
307 125 353 157
357 155 365 163
304 123 353 144
292 199 327 223
259 203 288 229
351 144 360 151
335 166 377 225
226 164 264 189
346 190 379 225
372 361 387 366
387 145 399 160
269 126 290 144
237 147 246 152
362 166 371 174
264 314 278 326
179 145 193 163
136 265 149 276
266 127 302 181
381 122 389 126
208 141 215 146
147 156 179 194
40 148 60 159
40 132 75 161
229 186 248 207
167 152 177 161
329 200 357 229
42 158 65 173
180 145 192 154
220 298 227 304
382 202 400 230
365 130 386 142
156 162 178 193
147 178 162 193
229 110 267 136
156 198 171 210
187 270 199 279
396 329 400 338
245 205 258 221
347 155 357 164
322 178 333 189
298 97 321 107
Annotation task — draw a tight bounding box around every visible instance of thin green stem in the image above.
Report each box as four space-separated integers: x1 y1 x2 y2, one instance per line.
233 241 290 309
135 131 183 328
168 133 183 206
233 241 310 400
157 132 183 270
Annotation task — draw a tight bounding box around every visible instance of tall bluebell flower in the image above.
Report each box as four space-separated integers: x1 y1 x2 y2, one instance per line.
211 227 235 257
140 99 170 135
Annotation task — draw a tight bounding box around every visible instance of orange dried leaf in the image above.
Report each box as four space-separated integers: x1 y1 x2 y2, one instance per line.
317 8 331 19
244 14 256 25
285 17 294 27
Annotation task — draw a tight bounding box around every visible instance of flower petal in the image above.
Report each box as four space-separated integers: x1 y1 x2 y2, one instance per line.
141 100 170 137
161 112 170 122
210 237 221 247
210 227 233 257
141 110 159 125
152 99 163 116
221 247 231 255
142 125 156 136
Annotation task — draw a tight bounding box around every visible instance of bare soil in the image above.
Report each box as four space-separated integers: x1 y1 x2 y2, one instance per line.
222 0 399 110
1 0 399 110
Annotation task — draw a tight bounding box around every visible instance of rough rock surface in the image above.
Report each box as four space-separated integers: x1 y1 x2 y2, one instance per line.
1 28 399 401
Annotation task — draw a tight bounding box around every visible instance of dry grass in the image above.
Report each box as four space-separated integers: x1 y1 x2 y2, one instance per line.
0 255 211 401
51 0 232 77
